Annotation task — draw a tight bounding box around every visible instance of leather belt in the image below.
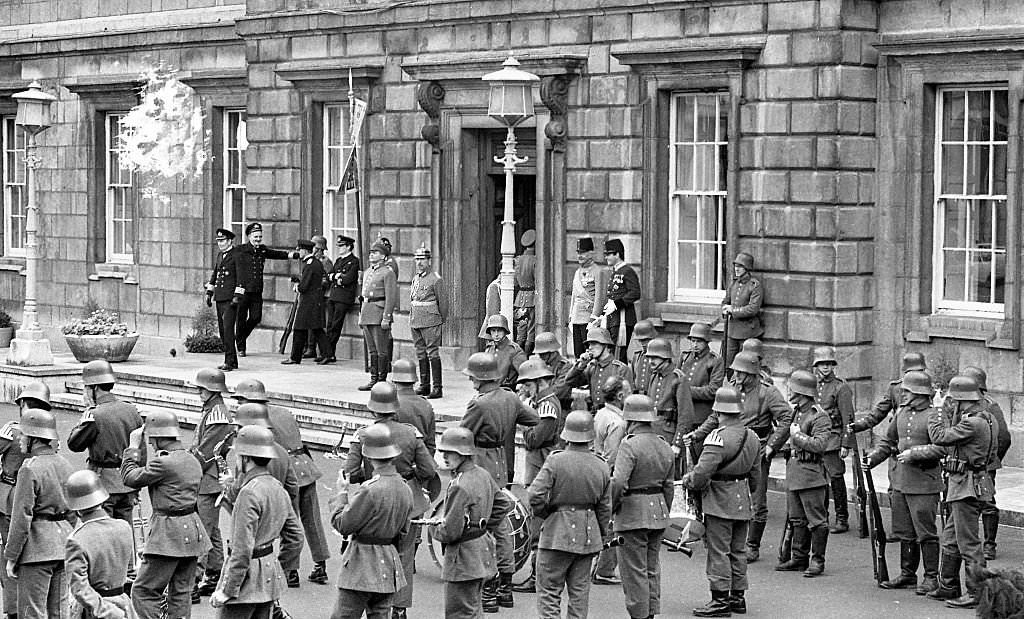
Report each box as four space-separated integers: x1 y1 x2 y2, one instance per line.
155 505 197 517
0 473 15 486
354 535 399 546
365 295 385 302
410 301 437 306
623 487 662 497
251 543 275 559
95 585 125 598
712 473 749 482
554 504 593 512
475 440 503 449
36 512 69 522
458 528 487 544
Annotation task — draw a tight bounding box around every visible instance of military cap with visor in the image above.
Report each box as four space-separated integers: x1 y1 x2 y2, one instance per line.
215 228 236 241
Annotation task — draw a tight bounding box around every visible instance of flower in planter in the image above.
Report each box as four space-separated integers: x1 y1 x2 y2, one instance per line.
0 309 12 329
61 310 131 337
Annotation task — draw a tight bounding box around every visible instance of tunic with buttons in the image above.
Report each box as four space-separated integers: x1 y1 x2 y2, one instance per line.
570 263 610 325
236 243 293 294
484 336 528 388
527 446 612 554
593 404 627 473
682 425 759 520
605 263 641 338
564 355 635 410
631 349 652 396
267 404 322 487
222 441 299 509
722 272 763 339
410 270 449 329
328 254 361 304
67 392 144 495
121 443 212 558
646 365 694 430
786 403 831 491
928 403 998 503
0 422 26 514
209 245 243 302
396 386 437 454
460 383 539 487
190 394 233 495
610 426 675 532
689 379 792 452
514 248 536 309
864 399 944 495
523 391 563 480
65 515 136 619
676 348 725 428
980 395 1011 470
854 377 905 432
358 263 398 327
329 465 414 593
4 445 74 565
816 373 855 451
547 355 575 410
344 419 436 516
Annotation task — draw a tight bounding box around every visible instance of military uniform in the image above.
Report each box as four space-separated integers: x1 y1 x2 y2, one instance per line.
569 261 610 357
979 394 1011 558
591 403 627 580
209 243 244 369
721 272 764 365
610 426 674 619
326 252 360 358
853 377 905 432
784 402 832 566
235 239 295 354
477 278 501 340
563 355 634 411
631 346 652 396
221 441 299 510
190 394 233 583
547 353 576 410
409 268 449 377
816 373 855 528
67 391 144 522
396 384 437 454
514 245 537 354
523 389 563 485
328 463 414 619
359 262 399 378
429 459 513 618
605 262 641 363
527 445 612 619
121 441 213 619
5 443 74 619
676 347 725 429
485 335 528 389
65 514 136 619
646 365 694 445
288 254 332 363
0 421 26 616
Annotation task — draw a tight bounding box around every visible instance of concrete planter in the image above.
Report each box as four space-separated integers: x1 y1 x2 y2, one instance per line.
64 333 140 363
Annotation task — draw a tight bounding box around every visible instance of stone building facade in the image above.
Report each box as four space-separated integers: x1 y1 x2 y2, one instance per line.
2 0 1024 460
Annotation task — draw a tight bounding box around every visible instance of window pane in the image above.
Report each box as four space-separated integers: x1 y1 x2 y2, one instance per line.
941 145 964 194
675 96 693 143
993 200 1007 249
943 250 966 301
942 198 968 249
967 90 991 142
694 144 715 191
328 148 341 187
965 144 989 195
698 196 718 241
677 195 697 241
328 106 343 146
992 144 1007 195
674 144 693 190
942 91 965 141
676 242 697 288
696 96 717 142
993 91 1008 141
718 144 728 192
229 151 241 185
12 153 25 184
966 250 995 303
698 243 718 289
718 96 728 141
971 199 992 248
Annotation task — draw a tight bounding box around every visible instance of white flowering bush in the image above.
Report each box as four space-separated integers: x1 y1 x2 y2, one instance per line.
62 310 130 337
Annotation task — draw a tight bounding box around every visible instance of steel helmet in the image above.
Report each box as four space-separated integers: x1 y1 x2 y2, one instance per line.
601 374 626 398
485 314 510 334
232 378 269 402
811 346 837 367
947 376 981 402
234 425 278 459
533 332 561 354
20 408 58 440
740 338 764 359
633 320 657 341
144 410 180 438
360 423 401 459
733 252 755 270
901 371 934 396
15 382 51 410
437 427 476 456
787 370 817 398
191 368 229 393
560 410 596 443
82 360 116 386
961 366 988 392
65 470 109 511
517 358 554 383
730 351 761 376
687 323 711 342
901 352 927 373
622 394 657 422
367 382 400 414
645 338 673 360
462 352 502 381
585 327 615 347
712 386 743 414
390 359 418 384
235 402 271 427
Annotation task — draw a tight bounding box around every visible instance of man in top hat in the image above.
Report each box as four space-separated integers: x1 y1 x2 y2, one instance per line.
206 227 244 371
630 320 658 396
514 229 538 355
569 237 610 357
324 234 361 364
235 221 299 357
358 239 399 390
675 323 725 435
721 252 764 368
602 238 641 363
410 244 449 399
302 235 334 361
282 239 332 366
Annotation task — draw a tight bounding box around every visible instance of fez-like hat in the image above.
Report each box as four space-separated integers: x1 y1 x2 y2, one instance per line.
604 238 625 257
576 237 595 253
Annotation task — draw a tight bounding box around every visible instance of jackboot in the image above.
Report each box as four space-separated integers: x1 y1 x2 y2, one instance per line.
415 358 431 396
728 590 747 614
428 358 444 399
693 589 732 617
803 525 829 577
775 524 809 571
926 554 962 600
982 511 999 560
497 572 514 608
482 577 499 613
946 560 978 609
286 569 300 588
512 556 536 593
307 561 328 585
881 541 919 589
745 520 766 563
358 354 379 391
916 539 940 596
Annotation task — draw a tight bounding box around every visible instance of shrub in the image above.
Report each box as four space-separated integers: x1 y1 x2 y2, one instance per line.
62 309 130 336
0 309 12 329
184 305 223 353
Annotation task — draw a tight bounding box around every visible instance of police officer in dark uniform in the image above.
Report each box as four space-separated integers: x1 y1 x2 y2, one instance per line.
282 239 331 365
675 323 725 433
527 410 612 618
303 235 333 360
324 234 360 364
602 238 641 363
644 337 694 445
563 327 634 411
683 387 760 617
862 370 943 594
235 221 298 357
720 252 764 368
206 227 244 371
811 346 855 534
851 352 929 434
67 360 144 524
611 395 675 619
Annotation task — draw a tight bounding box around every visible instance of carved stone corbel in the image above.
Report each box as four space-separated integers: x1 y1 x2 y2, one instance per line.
416 81 446 152
540 75 571 153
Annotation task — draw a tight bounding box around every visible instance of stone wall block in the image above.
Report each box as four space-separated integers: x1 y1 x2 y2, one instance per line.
258 38 290 62
740 170 789 203
742 102 790 135
567 171 608 200
710 4 766 34
549 16 590 44
452 23 489 50
399 170 431 197
816 136 838 168
346 31 384 56
762 308 789 339
815 207 837 238
419 26 455 52
839 65 877 99
256 89 295 116
837 136 875 170
792 32 842 64
768 1 818 31
763 136 814 168
683 7 709 35
246 117 274 143
742 238 788 272
632 10 682 39
789 241 836 272
791 170 837 203
589 76 631 106
763 205 814 237
608 171 640 200
510 19 549 47
739 137 763 169
588 139 639 169
291 34 328 60
587 44 610 74
765 67 816 99
761 34 791 66
386 84 418 112
791 101 837 133
761 273 815 306
787 310 832 342
593 13 629 42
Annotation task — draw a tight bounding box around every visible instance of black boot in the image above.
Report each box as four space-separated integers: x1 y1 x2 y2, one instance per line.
927 554 962 600
746 520 766 563
917 539 940 596
946 559 979 609
308 561 328 585
983 511 999 560
428 358 444 399
728 590 746 614
416 358 431 396
693 590 732 617
803 525 829 577
482 577 499 613
286 569 300 588
512 555 536 593
880 541 919 589
191 586 201 604
829 475 849 533
775 524 809 571
358 354 379 391
497 572 514 608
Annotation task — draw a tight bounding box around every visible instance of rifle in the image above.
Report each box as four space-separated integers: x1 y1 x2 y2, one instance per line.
859 457 890 584
850 438 869 539
278 292 299 354
777 449 793 563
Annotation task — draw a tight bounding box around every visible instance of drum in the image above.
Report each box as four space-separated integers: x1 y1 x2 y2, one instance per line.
424 488 532 573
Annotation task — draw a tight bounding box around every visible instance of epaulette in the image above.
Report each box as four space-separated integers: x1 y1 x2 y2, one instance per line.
365 474 380 486
0 422 16 441
206 404 230 425
79 407 95 423
705 428 724 447
537 401 559 419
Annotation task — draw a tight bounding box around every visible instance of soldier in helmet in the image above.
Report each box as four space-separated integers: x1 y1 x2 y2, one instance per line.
478 276 502 345
961 366 1011 561
739 338 773 386
514 229 538 355
534 331 575 410
851 351 929 434
721 252 764 367
602 238 641 363
358 239 399 391
611 395 674 619
210 426 305 616
810 346 856 535
218 402 299 510
428 428 514 618
682 387 760 617
591 375 629 585
4 408 74 619
410 244 449 399
235 221 300 357
862 370 943 595
324 234 361 364
775 370 832 577
121 410 212 618
644 337 695 445
630 320 658 395
459 352 538 610
344 382 436 618
64 470 137 619
925 375 998 609
569 237 610 357
188 368 234 598
564 327 634 411
675 323 725 434
527 410 612 617
330 424 415 619
68 360 144 523
684 351 792 563
205 227 243 371
483 314 528 389
391 359 437 454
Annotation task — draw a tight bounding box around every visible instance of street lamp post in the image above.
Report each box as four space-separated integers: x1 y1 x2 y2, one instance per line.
483 56 539 327
8 81 55 366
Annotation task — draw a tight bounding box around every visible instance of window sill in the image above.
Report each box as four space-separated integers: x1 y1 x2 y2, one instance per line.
653 301 723 331
0 257 25 274
89 263 138 285
906 312 1015 350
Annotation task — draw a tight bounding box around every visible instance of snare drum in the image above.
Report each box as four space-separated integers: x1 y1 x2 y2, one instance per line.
424 488 533 573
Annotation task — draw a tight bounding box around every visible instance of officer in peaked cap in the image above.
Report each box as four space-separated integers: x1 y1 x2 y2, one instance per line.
410 243 449 399
570 237 611 357
324 234 361 365
234 221 299 357
514 229 538 355
282 239 332 366
563 327 634 411
358 238 399 391
602 238 641 363
206 227 243 371
721 252 764 368
674 322 726 438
